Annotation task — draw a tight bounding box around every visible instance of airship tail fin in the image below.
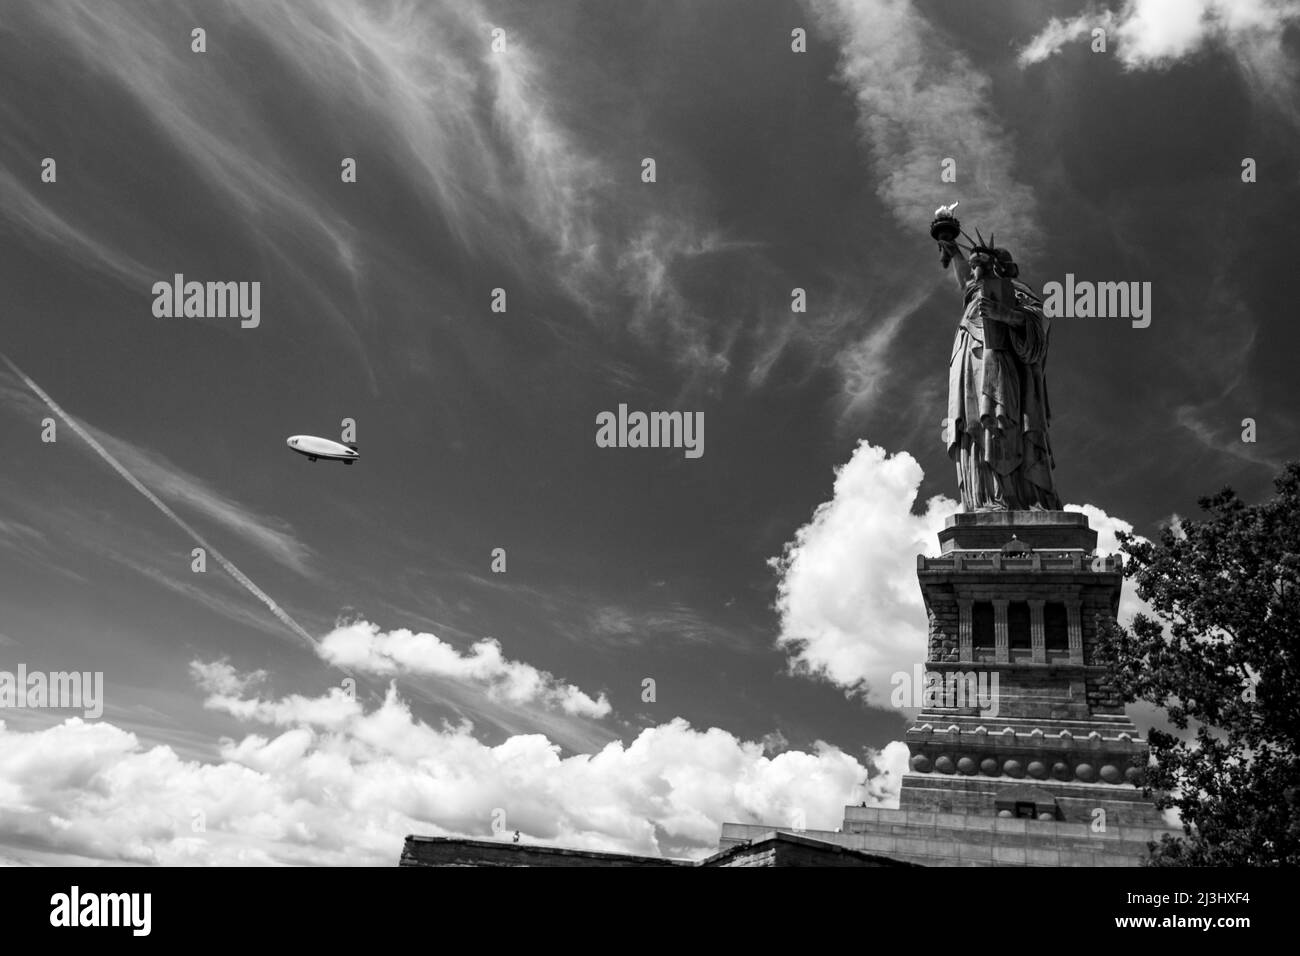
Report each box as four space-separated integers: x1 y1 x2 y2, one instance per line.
345 442 359 451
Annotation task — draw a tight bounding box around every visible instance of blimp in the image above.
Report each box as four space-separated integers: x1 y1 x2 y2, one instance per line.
286 435 359 464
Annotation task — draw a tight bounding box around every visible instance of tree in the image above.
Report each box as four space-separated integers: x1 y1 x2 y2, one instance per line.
1098 462 1300 866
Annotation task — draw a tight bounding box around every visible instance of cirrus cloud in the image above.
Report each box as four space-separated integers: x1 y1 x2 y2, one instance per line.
807 0 1042 250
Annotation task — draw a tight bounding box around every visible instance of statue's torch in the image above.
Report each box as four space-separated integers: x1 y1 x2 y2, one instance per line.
930 202 961 243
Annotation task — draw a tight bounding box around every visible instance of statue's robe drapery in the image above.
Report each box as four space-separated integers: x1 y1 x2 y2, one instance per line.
947 277 1061 511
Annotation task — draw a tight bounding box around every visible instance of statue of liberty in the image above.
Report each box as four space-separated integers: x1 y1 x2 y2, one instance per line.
930 204 1061 512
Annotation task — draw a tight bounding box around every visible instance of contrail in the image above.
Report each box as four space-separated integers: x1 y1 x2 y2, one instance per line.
2 353 318 651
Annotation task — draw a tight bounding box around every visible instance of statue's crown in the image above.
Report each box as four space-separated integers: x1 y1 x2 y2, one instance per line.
961 228 1019 278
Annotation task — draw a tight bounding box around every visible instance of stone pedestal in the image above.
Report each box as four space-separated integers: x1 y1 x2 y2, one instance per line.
717 510 1179 865
841 510 1176 864
901 512 1169 831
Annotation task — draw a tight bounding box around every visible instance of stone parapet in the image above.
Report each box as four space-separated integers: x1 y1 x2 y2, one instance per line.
938 510 1098 553
720 807 1180 866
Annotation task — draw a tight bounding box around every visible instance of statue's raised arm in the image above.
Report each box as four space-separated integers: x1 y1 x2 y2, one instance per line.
931 203 971 293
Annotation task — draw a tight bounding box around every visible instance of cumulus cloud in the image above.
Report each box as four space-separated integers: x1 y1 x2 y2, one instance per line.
861 739 910 804
771 441 1151 702
806 0 1041 250
0 668 898 864
1018 0 1300 124
1065 501 1159 625
1020 0 1300 66
318 620 612 718
190 660 264 698
193 660 363 730
770 442 956 703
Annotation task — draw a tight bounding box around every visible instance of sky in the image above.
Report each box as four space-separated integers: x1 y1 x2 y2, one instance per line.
0 0 1297 865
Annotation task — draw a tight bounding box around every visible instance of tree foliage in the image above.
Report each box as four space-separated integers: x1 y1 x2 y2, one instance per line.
1099 462 1300 865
